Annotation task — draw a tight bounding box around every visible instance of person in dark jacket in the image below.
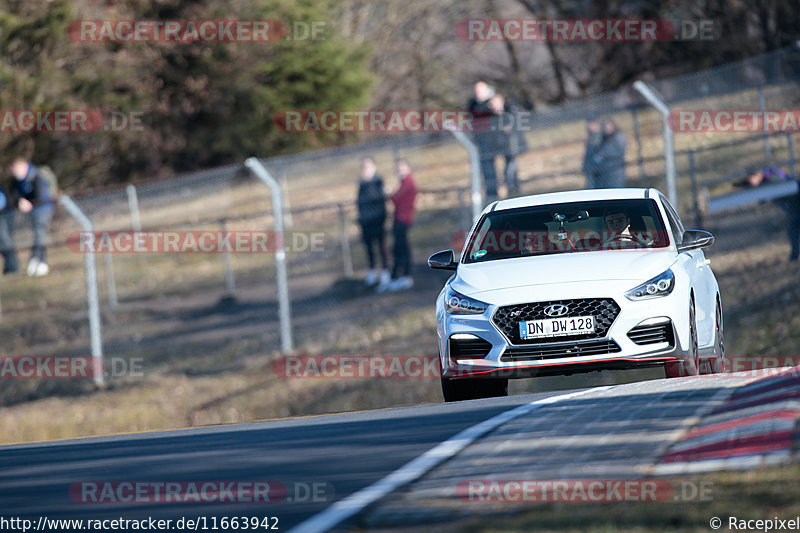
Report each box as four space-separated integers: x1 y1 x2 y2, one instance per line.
592 119 627 189
357 156 390 286
9 158 54 276
489 93 528 196
0 180 18 274
582 115 603 189
468 81 499 202
379 159 418 292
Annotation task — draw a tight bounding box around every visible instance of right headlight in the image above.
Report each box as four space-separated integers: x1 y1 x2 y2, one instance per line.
445 285 489 315
625 269 675 301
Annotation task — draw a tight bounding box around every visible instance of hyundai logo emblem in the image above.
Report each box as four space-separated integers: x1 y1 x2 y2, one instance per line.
543 304 569 317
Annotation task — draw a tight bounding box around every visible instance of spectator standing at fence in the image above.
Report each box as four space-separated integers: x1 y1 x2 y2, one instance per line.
0 179 18 274
741 167 800 261
357 156 391 287
9 158 55 276
593 119 627 189
582 115 603 189
489 93 528 197
468 81 499 202
379 159 417 292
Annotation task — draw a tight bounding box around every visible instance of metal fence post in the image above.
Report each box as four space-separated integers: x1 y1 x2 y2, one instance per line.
337 203 354 277
244 158 294 354
633 81 679 209
59 195 104 386
447 127 483 222
126 184 142 231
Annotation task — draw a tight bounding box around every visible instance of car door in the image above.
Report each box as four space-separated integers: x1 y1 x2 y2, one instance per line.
661 197 715 346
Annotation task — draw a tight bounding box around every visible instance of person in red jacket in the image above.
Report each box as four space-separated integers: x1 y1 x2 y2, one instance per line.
379 158 418 292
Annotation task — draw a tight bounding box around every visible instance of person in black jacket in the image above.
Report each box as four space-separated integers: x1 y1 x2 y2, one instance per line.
357 156 390 286
468 81 499 202
0 179 18 274
489 93 529 196
582 115 602 189
9 158 55 276
593 119 627 189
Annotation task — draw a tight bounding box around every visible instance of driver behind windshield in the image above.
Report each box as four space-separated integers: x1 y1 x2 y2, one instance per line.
603 209 631 241
601 208 655 248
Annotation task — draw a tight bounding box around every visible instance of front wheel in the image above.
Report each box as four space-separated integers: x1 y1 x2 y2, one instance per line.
712 300 727 373
665 298 700 378
441 377 508 402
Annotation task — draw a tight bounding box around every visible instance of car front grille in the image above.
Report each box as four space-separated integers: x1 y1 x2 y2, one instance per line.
501 340 621 361
627 321 674 346
449 336 493 359
492 298 621 345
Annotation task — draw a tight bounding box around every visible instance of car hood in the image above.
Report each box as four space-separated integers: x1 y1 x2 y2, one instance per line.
453 250 677 296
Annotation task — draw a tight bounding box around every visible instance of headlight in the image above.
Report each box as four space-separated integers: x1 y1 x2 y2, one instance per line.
445 286 489 315
625 269 675 300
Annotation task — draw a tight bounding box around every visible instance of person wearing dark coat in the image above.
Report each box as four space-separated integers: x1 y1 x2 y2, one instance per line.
467 81 499 201
592 119 627 189
582 116 603 189
489 94 529 196
356 156 390 286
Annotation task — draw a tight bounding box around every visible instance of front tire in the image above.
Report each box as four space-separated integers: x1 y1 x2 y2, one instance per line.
665 297 700 378
441 377 508 402
711 300 727 373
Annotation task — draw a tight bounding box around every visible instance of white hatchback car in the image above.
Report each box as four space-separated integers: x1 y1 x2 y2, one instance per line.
428 188 725 402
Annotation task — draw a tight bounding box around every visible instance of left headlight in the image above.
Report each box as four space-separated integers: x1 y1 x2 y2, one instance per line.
625 269 675 301
445 285 489 315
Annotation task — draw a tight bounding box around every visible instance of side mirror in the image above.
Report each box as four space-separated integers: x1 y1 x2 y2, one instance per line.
678 230 715 252
428 249 458 271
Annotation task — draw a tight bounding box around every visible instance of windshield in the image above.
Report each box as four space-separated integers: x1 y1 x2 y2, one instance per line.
463 199 670 263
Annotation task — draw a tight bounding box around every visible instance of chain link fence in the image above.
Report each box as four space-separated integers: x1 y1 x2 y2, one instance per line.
3 44 800 396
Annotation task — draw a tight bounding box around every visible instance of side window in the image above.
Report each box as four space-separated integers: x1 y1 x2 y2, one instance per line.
661 197 684 245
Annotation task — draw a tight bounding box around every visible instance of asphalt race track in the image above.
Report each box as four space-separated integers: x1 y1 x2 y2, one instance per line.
1 370 798 532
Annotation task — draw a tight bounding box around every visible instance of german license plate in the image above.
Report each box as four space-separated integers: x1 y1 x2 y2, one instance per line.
520 316 595 339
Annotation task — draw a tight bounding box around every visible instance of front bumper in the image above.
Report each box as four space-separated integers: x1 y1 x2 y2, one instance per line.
439 291 686 380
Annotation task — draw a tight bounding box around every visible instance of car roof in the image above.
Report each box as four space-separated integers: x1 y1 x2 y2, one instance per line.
486 188 661 213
